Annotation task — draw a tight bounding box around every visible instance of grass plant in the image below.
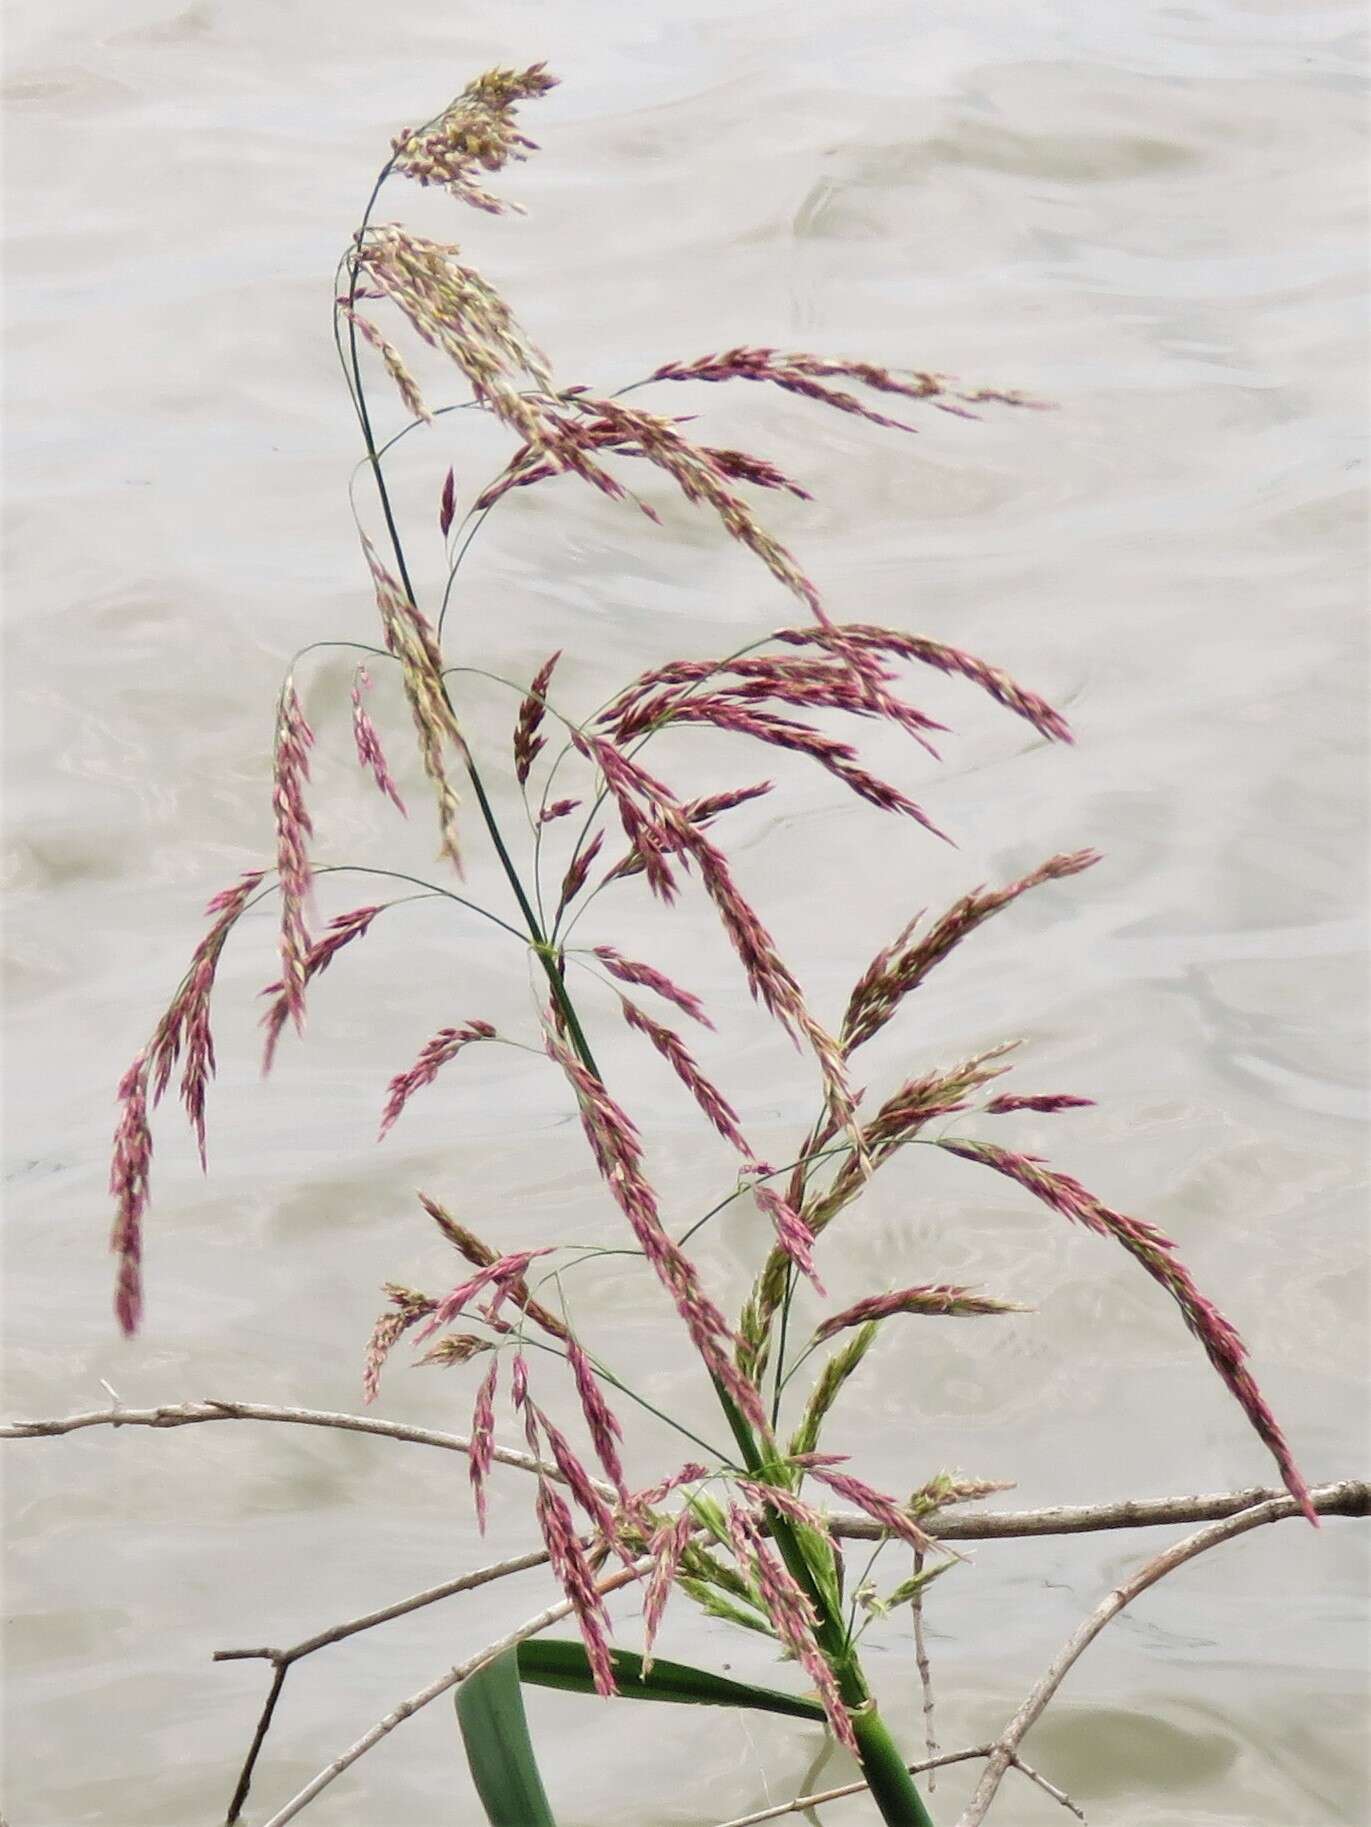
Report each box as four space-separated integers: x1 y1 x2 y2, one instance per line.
88 63 1325 1827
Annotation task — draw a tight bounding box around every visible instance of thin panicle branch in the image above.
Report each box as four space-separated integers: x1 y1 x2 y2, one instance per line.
271 681 315 1033
378 1020 497 1136
939 1138 1317 1523
843 852 1099 1051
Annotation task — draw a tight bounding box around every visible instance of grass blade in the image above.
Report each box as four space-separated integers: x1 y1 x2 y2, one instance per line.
455 1645 559 1827
517 1637 827 1721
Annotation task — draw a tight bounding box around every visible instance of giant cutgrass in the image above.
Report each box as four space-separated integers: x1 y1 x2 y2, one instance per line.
102 63 1319 1827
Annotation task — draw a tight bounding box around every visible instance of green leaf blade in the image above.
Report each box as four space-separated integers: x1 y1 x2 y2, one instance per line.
517 1638 827 1723
456 1645 559 1827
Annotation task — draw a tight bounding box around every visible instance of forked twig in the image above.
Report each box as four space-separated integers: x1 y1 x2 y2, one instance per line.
214 1547 553 1821
709 1743 1082 1827
0 1399 603 1488
254 1555 653 1827
910 1548 939 1784
954 1490 1344 1826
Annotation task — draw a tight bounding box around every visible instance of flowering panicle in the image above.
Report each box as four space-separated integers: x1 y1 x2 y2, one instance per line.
350 667 407 814
984 1092 1095 1115
735 1479 830 1532
363 1283 439 1402
726 1505 856 1753
145 869 266 1162
551 829 601 917
592 946 712 1027
564 1335 627 1498
378 1020 497 1136
414 1331 492 1368
559 395 823 615
647 346 1044 429
842 851 1100 1052
514 651 560 784
390 63 558 215
776 622 1072 746
417 1248 556 1339
361 534 466 868
109 1054 153 1337
351 227 559 448
938 1138 1317 1524
476 414 811 511
535 1474 618 1695
260 904 384 1072
604 782 773 883
412 1194 563 1345
340 306 432 423
803 1465 934 1554
578 735 857 1141
545 1032 767 1432
468 1356 500 1531
814 1286 1027 1342
642 1508 695 1670
618 998 751 1155
271 681 315 1034
751 1178 824 1294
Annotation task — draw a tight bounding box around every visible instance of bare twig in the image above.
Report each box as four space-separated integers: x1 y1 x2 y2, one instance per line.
836 1477 1370 1541
0 1398 613 1495
213 1546 553 1821
954 1489 1345 1827
708 1743 1080 1827
255 1555 653 1827
910 1548 939 1786
7 1408 1361 1540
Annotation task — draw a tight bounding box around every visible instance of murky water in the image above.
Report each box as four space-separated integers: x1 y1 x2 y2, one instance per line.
3 3 1367 1824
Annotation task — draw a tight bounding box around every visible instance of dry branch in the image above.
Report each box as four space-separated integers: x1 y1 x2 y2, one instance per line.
7 1405 1363 1541
254 1554 653 1827
954 1490 1344 1826
709 1743 1082 1827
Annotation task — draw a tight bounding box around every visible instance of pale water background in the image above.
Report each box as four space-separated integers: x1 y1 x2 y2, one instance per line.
2 3 1367 1824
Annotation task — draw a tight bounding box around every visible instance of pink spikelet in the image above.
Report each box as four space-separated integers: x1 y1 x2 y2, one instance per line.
728 1505 856 1754
557 829 604 913
618 998 751 1155
565 1335 627 1498
752 1178 824 1294
350 667 407 814
528 1453 619 1696
531 1404 627 1557
804 1466 933 1553
417 1249 554 1338
147 869 266 1163
545 1032 768 1433
514 651 560 785
939 1138 1318 1526
439 467 457 537
642 1508 694 1672
541 797 581 823
109 1052 153 1337
468 1356 499 1532
362 1284 437 1402
593 946 712 1027
814 1286 1025 1340
260 904 384 1073
271 680 316 1035
984 1092 1095 1115
378 1019 497 1136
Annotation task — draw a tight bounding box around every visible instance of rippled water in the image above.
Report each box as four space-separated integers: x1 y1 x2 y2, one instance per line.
3 4 1367 1824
